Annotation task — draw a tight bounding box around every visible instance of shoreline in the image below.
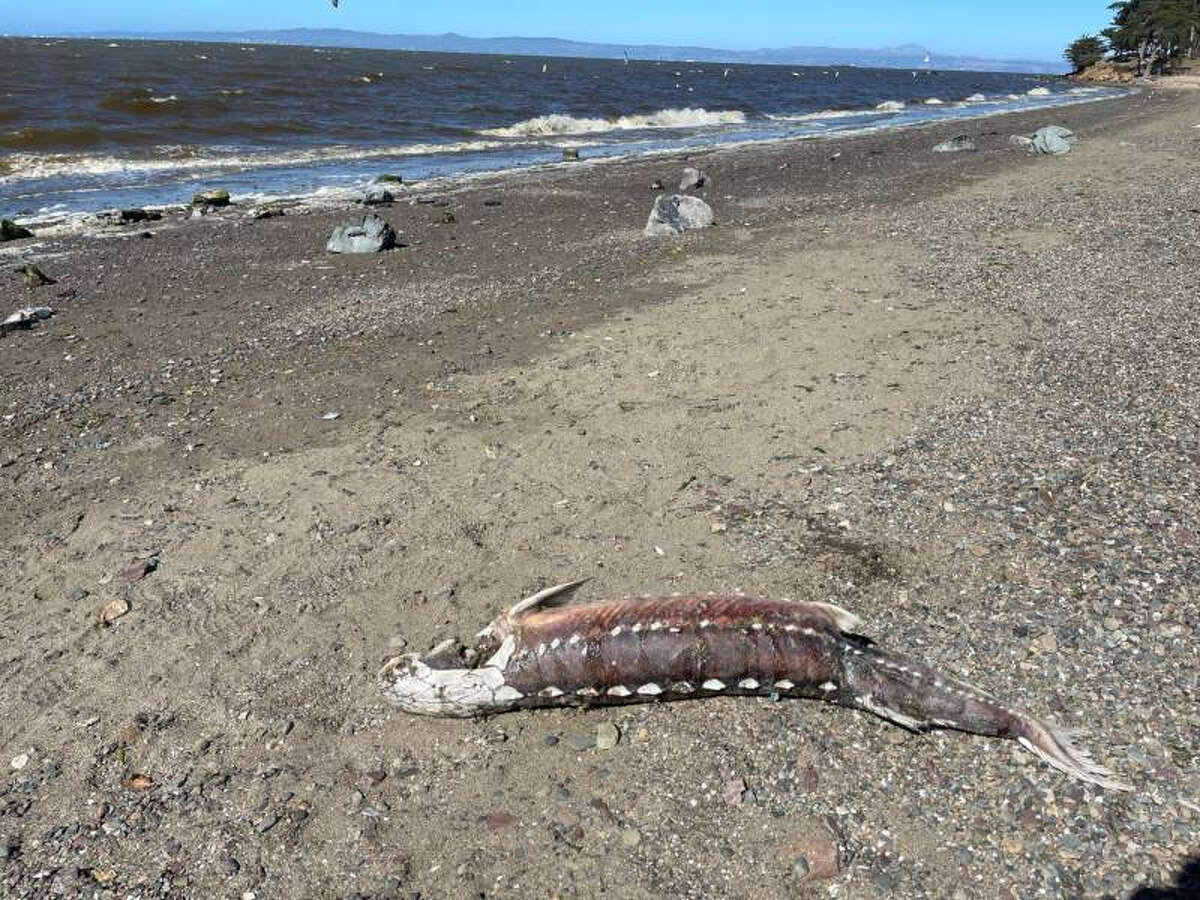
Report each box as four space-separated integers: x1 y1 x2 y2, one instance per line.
2 86 1198 898
2 85 1132 230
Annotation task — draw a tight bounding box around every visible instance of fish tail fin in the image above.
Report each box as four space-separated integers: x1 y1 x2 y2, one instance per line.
845 645 1132 791
1012 715 1133 792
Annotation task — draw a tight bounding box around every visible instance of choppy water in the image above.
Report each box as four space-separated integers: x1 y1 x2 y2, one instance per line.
0 37 1127 222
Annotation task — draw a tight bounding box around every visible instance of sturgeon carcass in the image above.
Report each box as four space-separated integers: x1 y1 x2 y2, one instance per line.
379 582 1130 791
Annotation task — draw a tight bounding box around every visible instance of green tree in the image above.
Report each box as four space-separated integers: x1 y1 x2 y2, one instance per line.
1064 33 1108 71
1104 0 1200 72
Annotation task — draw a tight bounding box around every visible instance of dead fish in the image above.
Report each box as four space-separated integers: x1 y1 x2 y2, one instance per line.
379 583 1131 791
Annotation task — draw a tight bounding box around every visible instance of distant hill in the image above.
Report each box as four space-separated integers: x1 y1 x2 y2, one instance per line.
78 28 1067 74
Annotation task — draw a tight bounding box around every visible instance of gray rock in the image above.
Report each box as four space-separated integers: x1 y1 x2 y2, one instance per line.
679 166 707 190
191 188 231 207
644 194 714 237
119 208 162 223
0 219 33 241
363 184 395 205
562 147 580 161
326 213 397 254
1030 126 1075 156
2 306 54 333
1009 134 1035 148
565 731 596 751
932 135 976 153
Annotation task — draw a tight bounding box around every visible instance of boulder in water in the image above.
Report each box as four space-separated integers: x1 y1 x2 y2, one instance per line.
1 219 33 242
679 166 708 190
374 173 404 184
1030 126 1075 155
562 147 580 161
932 135 976 153
644 194 714 237
326 213 397 253
192 188 231 207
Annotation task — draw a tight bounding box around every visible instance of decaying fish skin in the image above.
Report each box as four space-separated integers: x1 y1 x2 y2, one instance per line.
379 582 1131 791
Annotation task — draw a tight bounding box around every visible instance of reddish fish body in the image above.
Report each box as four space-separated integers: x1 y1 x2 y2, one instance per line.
503 594 847 705
379 584 1130 791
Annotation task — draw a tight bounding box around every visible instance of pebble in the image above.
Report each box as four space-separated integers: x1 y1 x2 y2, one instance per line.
785 833 840 882
10 753 29 771
621 828 641 848
1032 632 1058 653
221 857 240 877
98 597 130 625
565 732 596 752
595 723 620 750
485 812 517 832
723 777 748 806
871 871 896 893
542 734 559 747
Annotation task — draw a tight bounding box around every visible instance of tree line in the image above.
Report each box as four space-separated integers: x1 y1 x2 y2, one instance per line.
1065 0 1200 74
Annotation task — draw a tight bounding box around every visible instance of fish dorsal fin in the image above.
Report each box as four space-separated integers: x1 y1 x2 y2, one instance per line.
807 601 865 635
506 579 590 622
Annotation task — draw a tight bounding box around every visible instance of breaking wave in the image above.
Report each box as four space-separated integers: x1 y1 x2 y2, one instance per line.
766 108 892 123
479 107 747 138
0 139 521 183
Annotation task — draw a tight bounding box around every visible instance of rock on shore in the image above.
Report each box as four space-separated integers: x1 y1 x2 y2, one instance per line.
1074 61 1135 84
645 194 714 237
932 135 976 153
326 213 397 253
1 219 33 241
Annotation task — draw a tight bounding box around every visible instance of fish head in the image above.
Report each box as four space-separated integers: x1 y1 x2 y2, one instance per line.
379 639 524 717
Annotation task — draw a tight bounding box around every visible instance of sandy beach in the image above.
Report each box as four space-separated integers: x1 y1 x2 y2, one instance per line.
2 86 1198 898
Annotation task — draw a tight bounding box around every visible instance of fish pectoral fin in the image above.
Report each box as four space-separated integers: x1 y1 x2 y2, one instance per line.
857 694 929 733
505 579 591 622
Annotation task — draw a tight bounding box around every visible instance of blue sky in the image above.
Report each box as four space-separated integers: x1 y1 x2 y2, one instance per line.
2 1 1112 61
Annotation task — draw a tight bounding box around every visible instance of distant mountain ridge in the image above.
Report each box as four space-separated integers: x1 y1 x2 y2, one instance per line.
77 28 1067 74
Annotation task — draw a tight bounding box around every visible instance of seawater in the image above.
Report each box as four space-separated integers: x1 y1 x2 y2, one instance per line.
0 37 1128 221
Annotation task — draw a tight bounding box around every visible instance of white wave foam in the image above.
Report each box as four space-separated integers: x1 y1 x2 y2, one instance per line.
924 97 944 105
875 101 906 112
1028 87 1052 96
479 107 746 138
966 93 988 102
0 139 522 183
767 108 887 123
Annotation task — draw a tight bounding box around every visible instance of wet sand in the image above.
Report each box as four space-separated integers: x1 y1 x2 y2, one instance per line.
2 88 1198 898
